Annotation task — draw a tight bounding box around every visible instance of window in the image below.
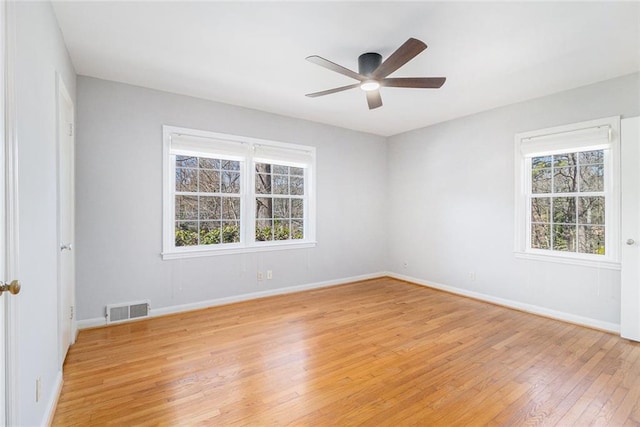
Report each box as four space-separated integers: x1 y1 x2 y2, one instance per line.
163 126 316 259
514 116 620 269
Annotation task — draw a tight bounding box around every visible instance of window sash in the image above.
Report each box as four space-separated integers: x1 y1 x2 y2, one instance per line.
524 148 610 257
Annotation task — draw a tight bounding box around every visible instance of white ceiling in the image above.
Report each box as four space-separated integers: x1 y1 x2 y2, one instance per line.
51 1 640 137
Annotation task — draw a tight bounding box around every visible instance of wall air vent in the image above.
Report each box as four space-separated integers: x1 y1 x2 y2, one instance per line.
106 300 150 324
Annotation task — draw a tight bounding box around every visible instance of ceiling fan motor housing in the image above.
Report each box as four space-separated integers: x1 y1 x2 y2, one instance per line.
358 53 382 76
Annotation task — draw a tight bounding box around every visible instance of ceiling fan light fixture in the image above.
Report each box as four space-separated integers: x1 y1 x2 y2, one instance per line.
360 80 380 91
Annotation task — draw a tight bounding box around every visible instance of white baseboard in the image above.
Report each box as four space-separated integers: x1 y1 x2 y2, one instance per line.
77 272 386 330
386 271 621 334
44 370 63 427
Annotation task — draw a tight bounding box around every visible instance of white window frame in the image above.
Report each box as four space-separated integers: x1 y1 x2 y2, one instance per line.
514 116 621 270
162 126 316 259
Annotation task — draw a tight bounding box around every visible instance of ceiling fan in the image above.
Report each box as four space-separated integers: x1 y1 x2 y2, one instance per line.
305 37 446 110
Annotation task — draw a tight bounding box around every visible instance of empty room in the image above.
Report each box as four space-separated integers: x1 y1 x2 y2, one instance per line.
1 0 640 425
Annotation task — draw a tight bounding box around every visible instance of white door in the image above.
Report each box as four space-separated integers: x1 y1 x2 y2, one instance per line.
621 116 640 341
58 76 75 363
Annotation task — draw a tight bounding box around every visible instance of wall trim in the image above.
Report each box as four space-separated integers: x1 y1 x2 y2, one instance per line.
77 271 387 330
386 271 621 334
43 371 63 427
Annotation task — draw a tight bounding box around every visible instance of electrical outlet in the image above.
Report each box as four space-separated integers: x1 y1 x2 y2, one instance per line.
267 270 273 280
36 377 42 402
468 272 476 281
257 272 264 281
402 261 409 269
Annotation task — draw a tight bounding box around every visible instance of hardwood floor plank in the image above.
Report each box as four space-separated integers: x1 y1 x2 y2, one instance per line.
52 278 640 426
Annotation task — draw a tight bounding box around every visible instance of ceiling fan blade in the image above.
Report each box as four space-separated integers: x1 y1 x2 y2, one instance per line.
372 38 427 79
306 55 365 82
305 83 361 98
381 77 446 88
366 90 383 110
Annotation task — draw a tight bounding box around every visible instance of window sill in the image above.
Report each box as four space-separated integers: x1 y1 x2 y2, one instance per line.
162 241 317 260
514 251 621 270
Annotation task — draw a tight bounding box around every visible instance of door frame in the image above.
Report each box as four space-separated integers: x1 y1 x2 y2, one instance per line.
57 74 76 364
2 0 20 423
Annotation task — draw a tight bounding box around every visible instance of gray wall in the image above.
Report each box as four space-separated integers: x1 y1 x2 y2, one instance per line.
14 2 76 425
75 76 388 322
387 72 640 327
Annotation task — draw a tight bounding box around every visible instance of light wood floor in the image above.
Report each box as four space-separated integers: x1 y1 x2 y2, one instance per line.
53 278 640 426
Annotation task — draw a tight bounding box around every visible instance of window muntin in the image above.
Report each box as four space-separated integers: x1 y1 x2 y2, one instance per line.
163 126 316 258
529 150 605 255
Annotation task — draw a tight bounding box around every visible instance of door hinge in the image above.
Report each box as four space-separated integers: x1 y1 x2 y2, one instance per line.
70 305 74 320
69 123 73 137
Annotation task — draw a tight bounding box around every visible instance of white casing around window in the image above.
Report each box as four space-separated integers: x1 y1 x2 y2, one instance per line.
513 116 621 269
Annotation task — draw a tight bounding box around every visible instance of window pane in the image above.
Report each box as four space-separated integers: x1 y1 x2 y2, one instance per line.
255 163 271 174
553 167 577 193
273 165 288 174
199 169 220 193
199 158 220 169
221 171 240 193
531 224 550 249
256 173 271 194
579 150 604 165
552 197 576 224
290 167 304 176
291 199 304 218
199 221 221 245
273 175 289 195
221 160 240 171
176 155 197 168
553 224 576 252
531 197 550 223
222 221 240 243
273 198 290 219
256 219 273 241
579 164 604 192
578 196 605 225
291 220 304 240
554 153 577 167
176 168 198 192
578 225 605 255
175 222 198 246
274 219 291 240
290 176 304 196
222 197 240 220
199 196 221 220
175 195 198 220
256 197 272 219
532 168 551 194
532 156 552 168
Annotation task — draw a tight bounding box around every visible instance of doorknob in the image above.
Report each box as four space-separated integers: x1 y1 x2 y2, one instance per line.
60 243 72 251
0 279 21 296
627 239 636 246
